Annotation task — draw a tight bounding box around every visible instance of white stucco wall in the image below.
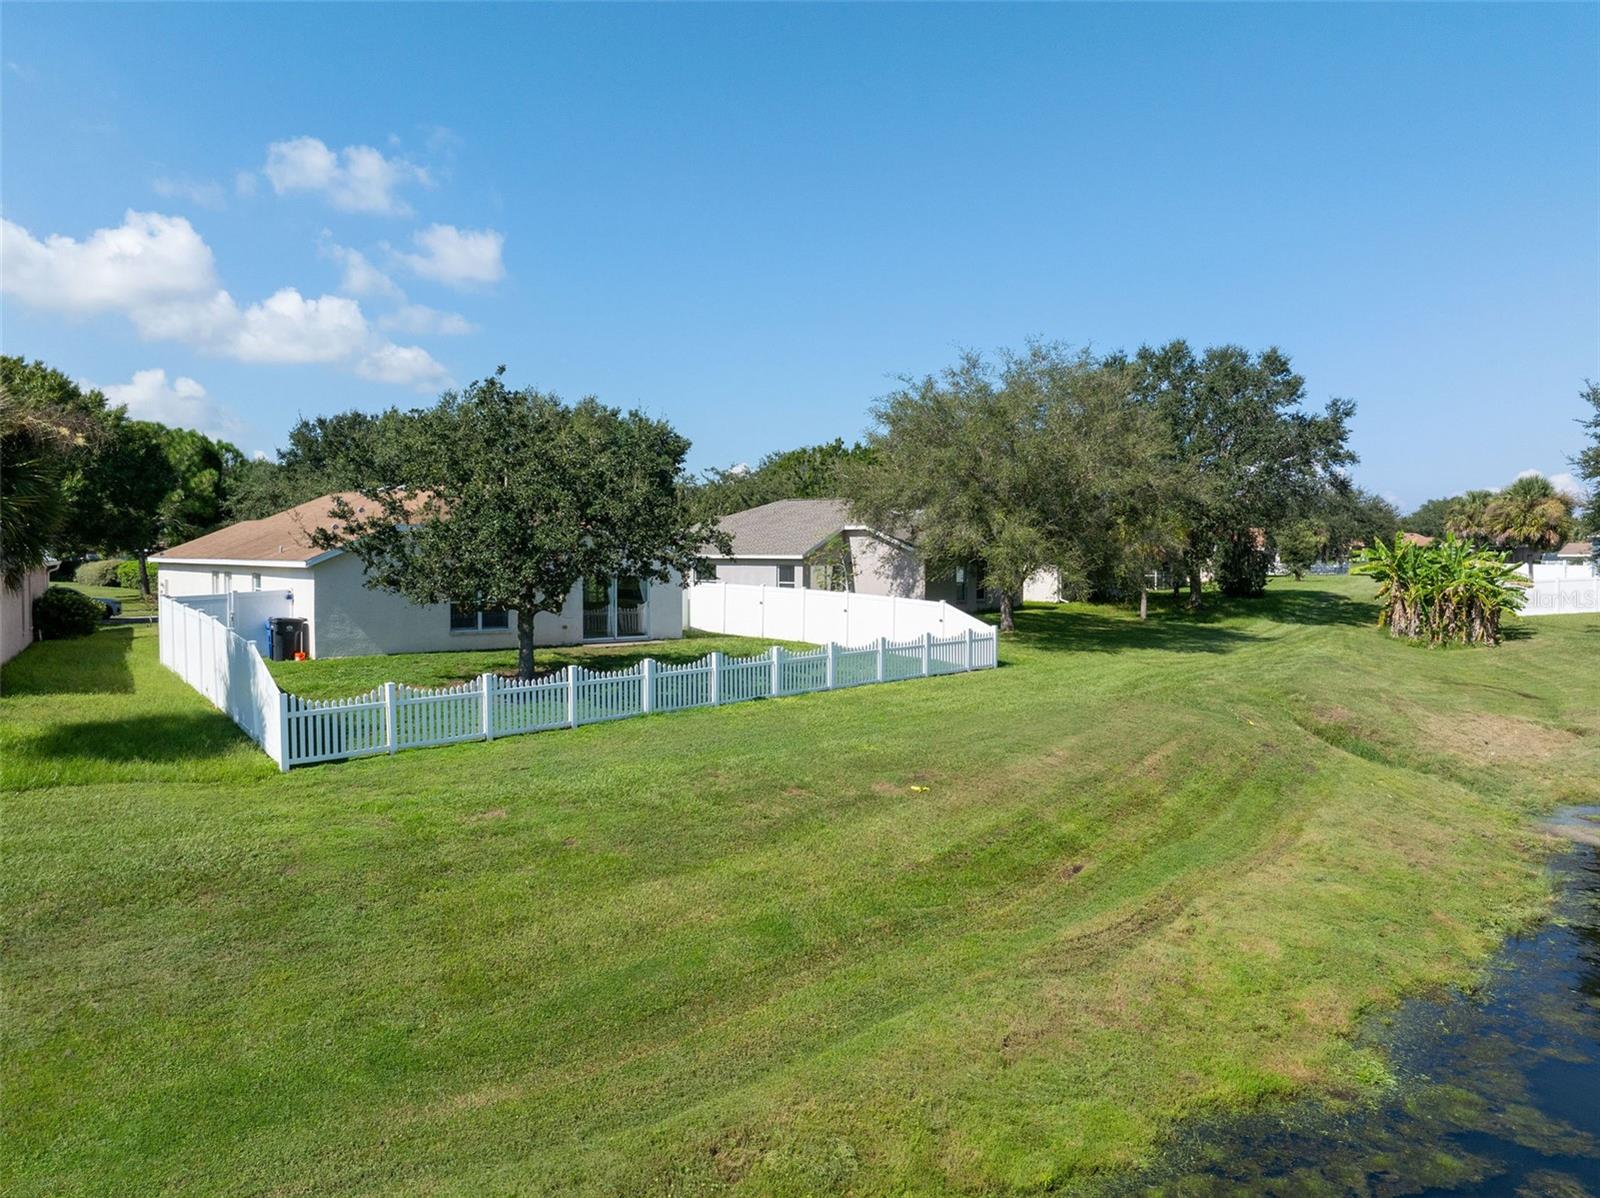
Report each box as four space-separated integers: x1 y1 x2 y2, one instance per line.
1 567 49 666
159 552 684 659
1023 568 1064 603
158 563 314 616
847 532 923 598
310 552 684 659
704 559 809 588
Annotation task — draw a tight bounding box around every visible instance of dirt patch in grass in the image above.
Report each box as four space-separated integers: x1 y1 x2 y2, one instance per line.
1419 711 1579 767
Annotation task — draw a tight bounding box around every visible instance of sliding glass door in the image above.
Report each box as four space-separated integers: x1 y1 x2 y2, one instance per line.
582 575 648 641
616 575 647 637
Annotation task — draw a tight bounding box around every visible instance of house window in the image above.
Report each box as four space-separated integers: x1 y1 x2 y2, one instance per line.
776 564 797 589
252 573 262 591
450 603 510 632
955 565 968 603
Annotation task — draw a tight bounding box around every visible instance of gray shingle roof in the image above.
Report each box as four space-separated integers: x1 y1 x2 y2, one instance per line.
708 498 858 557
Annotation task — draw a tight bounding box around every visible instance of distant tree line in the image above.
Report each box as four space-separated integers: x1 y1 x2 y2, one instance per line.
8 349 1594 649
1402 475 1583 555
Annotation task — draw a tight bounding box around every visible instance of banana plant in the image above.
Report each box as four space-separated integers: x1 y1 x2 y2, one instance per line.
1353 534 1528 646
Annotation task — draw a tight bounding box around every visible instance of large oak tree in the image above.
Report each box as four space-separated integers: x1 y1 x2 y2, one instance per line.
309 369 728 677
848 344 1174 632
1127 341 1356 605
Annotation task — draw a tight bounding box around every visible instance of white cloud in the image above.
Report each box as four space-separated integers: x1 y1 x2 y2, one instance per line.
321 239 403 300
3 211 448 390
356 342 452 390
377 303 476 336
1 210 218 313
1549 472 1589 503
263 136 429 215
97 368 244 440
228 289 371 364
152 177 226 210
391 223 505 287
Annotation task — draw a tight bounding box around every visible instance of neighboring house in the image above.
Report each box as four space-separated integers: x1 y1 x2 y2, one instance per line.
1400 531 1436 547
704 498 995 612
152 492 683 659
1 565 50 665
1553 540 1594 564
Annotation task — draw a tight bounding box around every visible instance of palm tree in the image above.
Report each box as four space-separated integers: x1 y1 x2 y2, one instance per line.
1484 475 1577 553
1443 489 1497 543
0 388 98 589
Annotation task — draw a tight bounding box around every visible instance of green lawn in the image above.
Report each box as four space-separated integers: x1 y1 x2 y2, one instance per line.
266 629 815 699
55 580 157 618
3 577 1597 1196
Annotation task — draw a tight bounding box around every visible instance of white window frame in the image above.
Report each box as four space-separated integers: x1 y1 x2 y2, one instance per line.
776 564 798 589
251 573 262 591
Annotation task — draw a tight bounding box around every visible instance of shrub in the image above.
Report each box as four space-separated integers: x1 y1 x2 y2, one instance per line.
1353 535 1529 646
76 559 126 587
115 560 156 592
33 586 105 639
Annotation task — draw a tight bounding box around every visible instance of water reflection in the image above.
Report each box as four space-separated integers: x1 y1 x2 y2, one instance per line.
1121 811 1600 1197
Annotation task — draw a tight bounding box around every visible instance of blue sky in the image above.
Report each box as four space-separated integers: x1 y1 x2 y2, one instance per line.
3 3 1596 512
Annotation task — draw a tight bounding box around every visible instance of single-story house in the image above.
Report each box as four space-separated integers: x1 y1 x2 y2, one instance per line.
153 492 683 659
703 498 996 612
1554 540 1594 564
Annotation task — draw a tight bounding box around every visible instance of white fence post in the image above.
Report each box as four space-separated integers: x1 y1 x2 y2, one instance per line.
481 672 496 741
276 692 290 771
641 657 654 713
922 632 932 676
876 637 886 683
566 666 577 727
964 628 974 671
825 642 837 689
384 682 397 753
710 652 723 705
770 645 782 696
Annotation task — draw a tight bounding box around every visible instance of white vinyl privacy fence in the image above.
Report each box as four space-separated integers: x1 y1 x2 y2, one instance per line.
684 580 995 645
160 589 998 771
1518 563 1600 616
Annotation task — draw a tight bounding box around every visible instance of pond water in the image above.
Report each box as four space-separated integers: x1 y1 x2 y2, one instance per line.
1121 809 1600 1197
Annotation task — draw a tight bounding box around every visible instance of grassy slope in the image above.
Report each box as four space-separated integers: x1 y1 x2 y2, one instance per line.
266 630 815 699
2 577 1597 1196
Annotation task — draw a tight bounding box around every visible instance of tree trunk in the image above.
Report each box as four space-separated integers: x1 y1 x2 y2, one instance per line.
137 551 153 599
516 608 538 679
1187 563 1204 609
1139 586 1148 621
998 590 1015 633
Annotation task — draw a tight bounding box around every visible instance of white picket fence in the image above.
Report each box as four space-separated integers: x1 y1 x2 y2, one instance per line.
684 580 993 645
159 592 998 771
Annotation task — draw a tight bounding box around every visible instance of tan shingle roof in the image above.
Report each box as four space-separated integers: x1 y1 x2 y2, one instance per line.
1557 540 1593 557
708 499 861 557
155 492 377 564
